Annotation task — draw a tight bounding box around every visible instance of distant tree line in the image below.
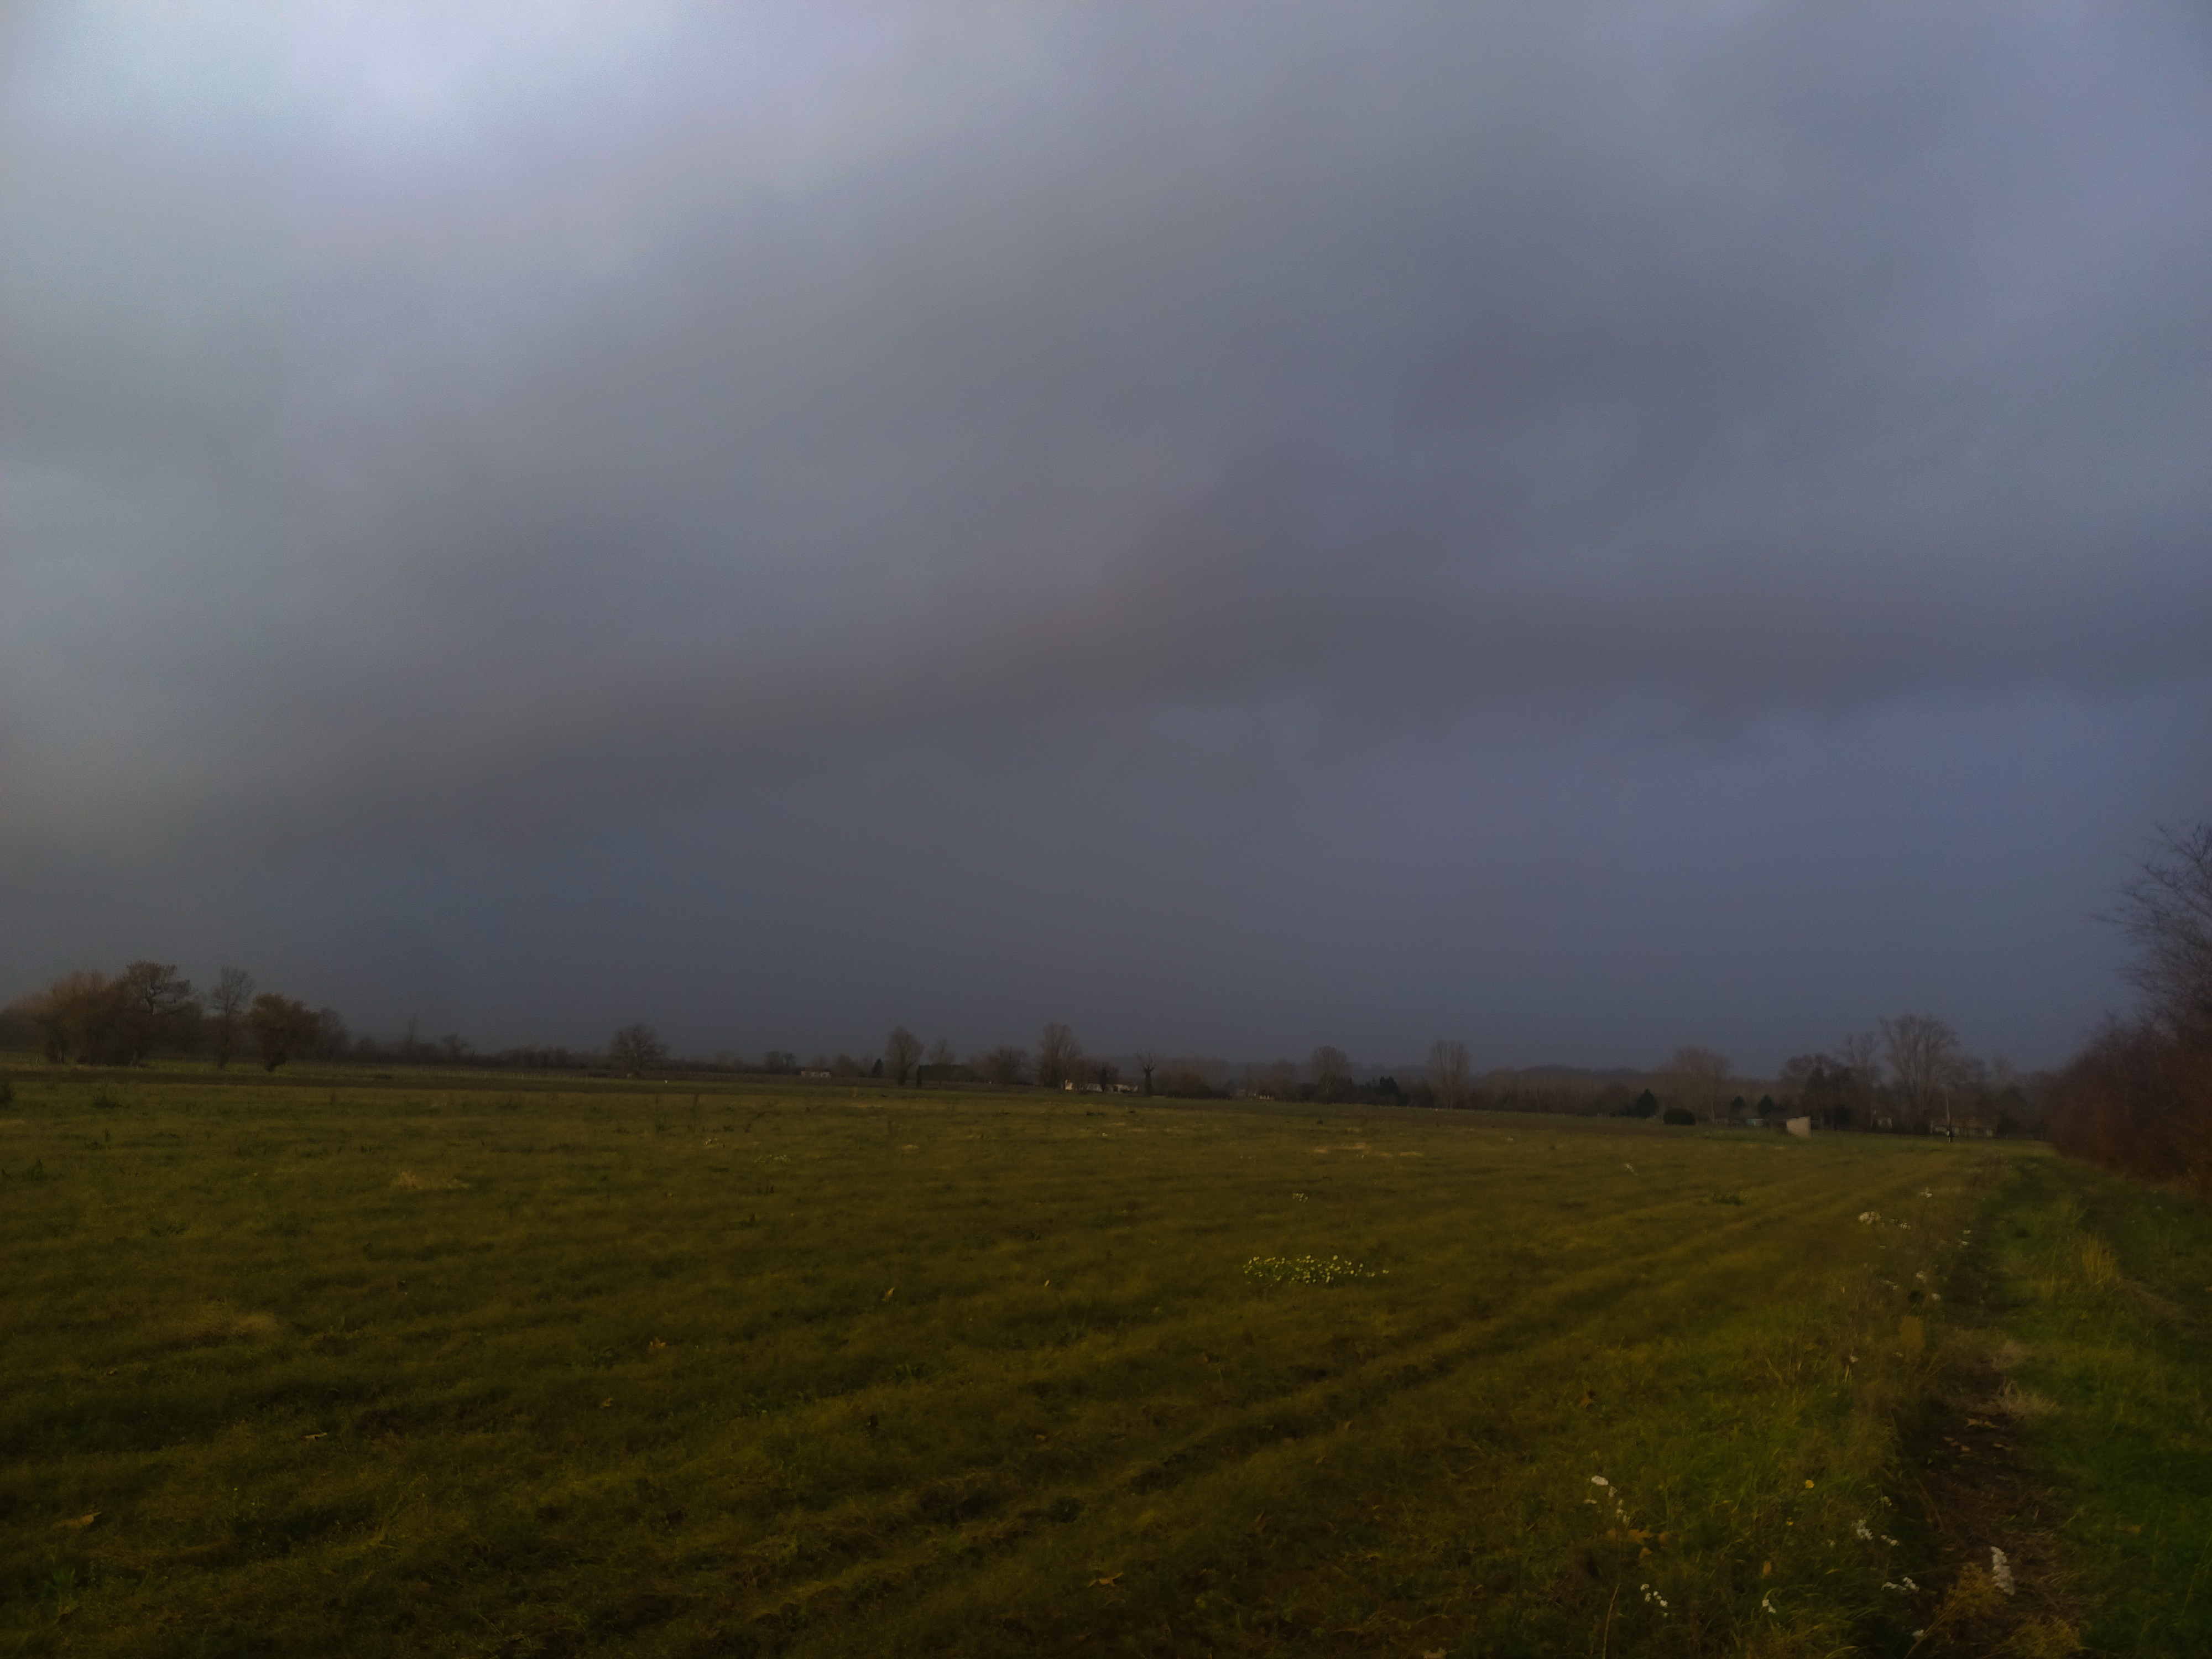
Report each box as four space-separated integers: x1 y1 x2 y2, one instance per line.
0 965 341 1073
1259 1030 2047 1135
2047 823 2212 1192
0 969 2049 1139
53 931 2212 1162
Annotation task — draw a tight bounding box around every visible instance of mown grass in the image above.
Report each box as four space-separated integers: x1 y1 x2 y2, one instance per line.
0 1068 2084 1655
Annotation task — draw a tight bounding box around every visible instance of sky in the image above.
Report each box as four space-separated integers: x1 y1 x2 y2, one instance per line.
3 1 2207 1074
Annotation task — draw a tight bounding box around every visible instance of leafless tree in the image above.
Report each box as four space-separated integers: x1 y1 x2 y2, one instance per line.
2050 823 2212 1184
884 1025 923 1086
1666 1046 1734 1121
1838 1029 1879 1088
1427 1039 1472 1110
979 1045 1029 1087
110 961 199 1063
927 1037 957 1070
1830 1028 1880 1123
207 967 254 1068
1093 1057 1120 1091
2115 822 2212 1042
23 964 195 1066
609 1022 669 1076
1037 1022 1081 1091
1254 1058 1298 1100
1882 1014 1962 1133
1134 1050 1158 1096
1310 1045 1352 1102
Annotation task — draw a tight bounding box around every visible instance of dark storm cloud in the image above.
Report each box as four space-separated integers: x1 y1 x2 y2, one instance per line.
3 4 2208 1067
4 1 2205 861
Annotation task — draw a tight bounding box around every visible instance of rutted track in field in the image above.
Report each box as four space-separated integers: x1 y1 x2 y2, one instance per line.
716 1152 1955 1634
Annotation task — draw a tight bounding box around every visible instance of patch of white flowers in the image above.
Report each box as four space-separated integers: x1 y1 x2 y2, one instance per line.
1990 1547 2014 1594
1242 1254 1376 1287
1585 1473 1635 1526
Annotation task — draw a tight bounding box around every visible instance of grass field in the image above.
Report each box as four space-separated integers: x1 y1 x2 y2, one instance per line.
1 1068 2203 1656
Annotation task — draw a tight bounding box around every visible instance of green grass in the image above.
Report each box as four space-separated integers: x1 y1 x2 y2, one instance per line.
0 1067 2168 1656
1969 1158 2212 1655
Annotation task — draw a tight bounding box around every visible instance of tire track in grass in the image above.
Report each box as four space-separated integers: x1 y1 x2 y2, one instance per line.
715 1149 1961 1636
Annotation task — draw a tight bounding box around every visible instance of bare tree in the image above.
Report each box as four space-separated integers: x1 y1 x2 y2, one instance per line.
1832 1028 1880 1124
927 1037 956 1071
208 967 254 1069
2116 822 2212 1041
1037 1022 1081 1091
1134 1050 1158 1096
1882 1014 1962 1133
1427 1039 1472 1110
112 961 199 1064
1666 1046 1734 1121
1838 1029 1879 1087
1254 1058 1298 1099
884 1025 923 1086
1310 1045 1352 1102
1092 1057 1120 1091
609 1022 669 1076
2050 824 2212 1183
979 1044 1029 1087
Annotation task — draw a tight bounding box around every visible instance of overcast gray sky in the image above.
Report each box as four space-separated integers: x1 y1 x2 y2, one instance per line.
3 1 2207 1072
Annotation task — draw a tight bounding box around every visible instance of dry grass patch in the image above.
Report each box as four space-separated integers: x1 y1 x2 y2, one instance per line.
391 1170 469 1190
170 1306 280 1346
1993 1378 2061 1418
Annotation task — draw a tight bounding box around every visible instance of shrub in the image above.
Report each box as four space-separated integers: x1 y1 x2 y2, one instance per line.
1662 1106 1697 1126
